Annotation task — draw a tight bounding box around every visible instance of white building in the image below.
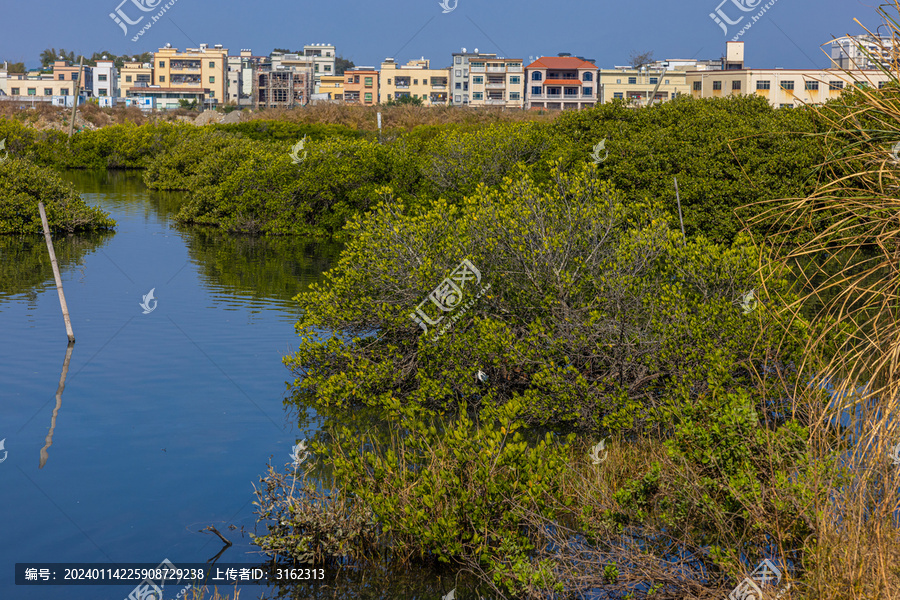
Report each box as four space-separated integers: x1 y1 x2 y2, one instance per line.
303 43 336 92
92 59 118 98
830 34 895 70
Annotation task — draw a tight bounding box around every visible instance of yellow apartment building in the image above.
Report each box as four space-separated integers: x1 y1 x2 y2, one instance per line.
154 43 227 106
318 74 344 100
598 68 688 105
120 62 153 97
380 58 450 105
687 68 891 107
467 56 524 108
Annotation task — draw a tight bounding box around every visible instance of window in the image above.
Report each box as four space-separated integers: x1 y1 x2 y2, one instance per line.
455 82 461 89
126 75 132 83
355 76 360 83
209 61 215 68
616 79 621 84
613 92 624 98
315 65 319 72
364 77 372 87
564 87 578 96
455 56 462 64
27 88 36 95
209 76 215 83
364 92 372 102
454 94 461 102
781 80 794 90
805 80 819 90
10 87 18 95
325 65 331 72
693 81 701 91
473 92 483 99
829 80 844 90
463 83 468 90
757 80 770 90
413 79 418 85
387 78 391 85
532 72 542 81
531 86 541 95
58 74 65 80
473 76 483 84
779 103 793 108
159 61 165 67
628 77 636 84
583 86 593 96
712 80 722 90
510 76 520 84
61 88 69 95
583 72 593 81
44 88 52 95
99 89 108 96
510 92 520 100
455 69 461 76
347 77 353 83
71 73 78 80
98 74 107 81
650 77 658 84
159 76 165 82
665 79 669 84
879 81 886 89
732 80 741 90
209 91 215 98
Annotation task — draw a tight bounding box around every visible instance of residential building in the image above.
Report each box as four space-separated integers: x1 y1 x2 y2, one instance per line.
51 60 93 97
598 67 687 105
318 74 344 100
254 60 313 108
525 56 598 110
120 61 153 97
154 43 227 107
125 86 205 109
830 34 895 69
451 50 524 108
270 52 315 105
92 59 118 98
343 67 378 105
227 49 264 107
303 43 336 92
688 42 891 108
687 67 891 108
380 58 450 105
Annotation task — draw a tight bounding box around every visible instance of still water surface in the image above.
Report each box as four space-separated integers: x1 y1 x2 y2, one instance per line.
0 171 372 599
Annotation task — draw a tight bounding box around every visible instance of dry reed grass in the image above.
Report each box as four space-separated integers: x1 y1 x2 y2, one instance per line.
748 3 900 598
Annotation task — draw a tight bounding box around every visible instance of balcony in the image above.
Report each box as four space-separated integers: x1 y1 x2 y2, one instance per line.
431 84 447 89
470 66 485 73
395 84 410 89
485 98 508 105
486 82 506 89
486 66 506 72
507 66 523 72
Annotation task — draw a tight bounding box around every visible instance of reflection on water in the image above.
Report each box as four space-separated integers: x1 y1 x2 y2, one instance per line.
0 231 114 304
39 341 74 469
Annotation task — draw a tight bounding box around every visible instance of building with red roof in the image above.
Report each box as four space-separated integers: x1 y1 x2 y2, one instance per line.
525 56 598 110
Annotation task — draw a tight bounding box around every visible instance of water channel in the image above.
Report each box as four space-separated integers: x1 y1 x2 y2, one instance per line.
0 171 464 599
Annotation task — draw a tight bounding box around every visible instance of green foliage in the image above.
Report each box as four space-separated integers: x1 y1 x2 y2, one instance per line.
0 157 115 233
547 94 823 243
385 95 424 106
210 120 367 142
284 163 780 433
327 397 571 594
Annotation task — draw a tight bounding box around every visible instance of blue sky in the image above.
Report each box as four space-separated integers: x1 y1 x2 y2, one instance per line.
0 0 881 69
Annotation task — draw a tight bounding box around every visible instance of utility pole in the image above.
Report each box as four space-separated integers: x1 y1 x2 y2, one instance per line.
67 56 84 144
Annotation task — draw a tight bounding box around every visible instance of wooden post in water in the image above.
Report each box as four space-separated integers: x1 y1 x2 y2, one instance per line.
67 56 84 144
38 202 75 343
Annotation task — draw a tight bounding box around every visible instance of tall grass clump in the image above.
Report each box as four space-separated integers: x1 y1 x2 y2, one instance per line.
751 4 900 597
